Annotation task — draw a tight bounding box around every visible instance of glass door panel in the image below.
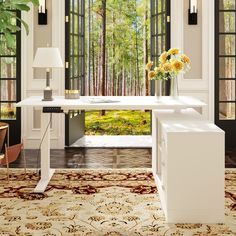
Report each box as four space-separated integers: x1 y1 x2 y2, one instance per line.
150 0 170 95
65 0 85 146
216 0 236 147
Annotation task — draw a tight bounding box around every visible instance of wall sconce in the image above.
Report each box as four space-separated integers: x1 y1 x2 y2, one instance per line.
38 0 47 25
188 0 198 25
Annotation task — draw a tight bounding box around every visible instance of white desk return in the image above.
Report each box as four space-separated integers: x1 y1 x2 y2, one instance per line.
16 96 206 193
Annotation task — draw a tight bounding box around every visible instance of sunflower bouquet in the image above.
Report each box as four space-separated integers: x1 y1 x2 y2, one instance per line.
145 48 191 81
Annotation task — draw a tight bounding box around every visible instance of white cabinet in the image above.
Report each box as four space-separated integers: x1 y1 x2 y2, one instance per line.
152 109 225 223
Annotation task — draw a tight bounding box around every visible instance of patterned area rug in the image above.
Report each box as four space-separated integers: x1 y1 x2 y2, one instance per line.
0 169 235 236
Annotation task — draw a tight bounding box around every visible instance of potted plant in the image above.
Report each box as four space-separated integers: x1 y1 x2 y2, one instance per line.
0 0 39 50
146 48 191 98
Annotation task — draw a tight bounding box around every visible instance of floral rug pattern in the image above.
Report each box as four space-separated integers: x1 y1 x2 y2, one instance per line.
0 168 235 236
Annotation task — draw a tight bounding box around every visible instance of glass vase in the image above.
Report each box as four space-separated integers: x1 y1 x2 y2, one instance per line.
155 80 162 100
170 76 179 98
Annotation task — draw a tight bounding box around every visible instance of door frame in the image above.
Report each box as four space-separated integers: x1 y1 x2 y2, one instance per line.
150 0 171 95
215 0 236 148
65 0 86 146
0 11 21 145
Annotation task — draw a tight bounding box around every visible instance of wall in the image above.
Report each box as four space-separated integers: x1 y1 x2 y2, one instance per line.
171 0 215 120
21 0 65 149
183 0 202 80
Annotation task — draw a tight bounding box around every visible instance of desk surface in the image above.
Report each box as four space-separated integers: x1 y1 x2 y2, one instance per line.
16 96 206 110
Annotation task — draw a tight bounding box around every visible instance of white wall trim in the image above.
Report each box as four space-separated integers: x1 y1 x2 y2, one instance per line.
21 1 65 149
207 0 215 122
171 0 184 51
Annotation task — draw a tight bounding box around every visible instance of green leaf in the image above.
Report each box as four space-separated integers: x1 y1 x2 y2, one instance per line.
5 32 15 49
15 4 30 11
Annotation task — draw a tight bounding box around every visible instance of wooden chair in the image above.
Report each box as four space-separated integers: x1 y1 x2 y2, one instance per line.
0 143 26 182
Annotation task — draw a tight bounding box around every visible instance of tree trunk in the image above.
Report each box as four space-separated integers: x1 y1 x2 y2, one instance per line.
100 0 107 116
134 0 140 96
112 12 116 96
143 0 149 96
87 0 91 95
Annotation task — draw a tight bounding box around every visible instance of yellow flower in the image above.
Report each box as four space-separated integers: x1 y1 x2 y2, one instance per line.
161 62 172 73
171 59 184 73
181 54 191 64
146 61 153 71
159 51 168 63
168 48 180 55
158 66 165 74
148 71 157 80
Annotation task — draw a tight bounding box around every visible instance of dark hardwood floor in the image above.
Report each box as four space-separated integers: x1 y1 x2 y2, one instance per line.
7 148 236 169
11 148 152 169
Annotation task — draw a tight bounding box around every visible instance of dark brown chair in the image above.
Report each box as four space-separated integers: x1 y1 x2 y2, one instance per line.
0 143 26 182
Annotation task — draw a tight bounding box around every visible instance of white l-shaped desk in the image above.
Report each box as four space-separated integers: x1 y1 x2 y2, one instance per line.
17 96 206 193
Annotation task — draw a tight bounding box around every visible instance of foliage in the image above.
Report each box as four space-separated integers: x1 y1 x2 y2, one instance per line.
85 110 151 135
146 48 191 81
0 0 39 50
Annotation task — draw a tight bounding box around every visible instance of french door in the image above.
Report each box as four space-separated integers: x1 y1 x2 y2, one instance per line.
215 0 236 148
0 11 21 145
65 0 85 146
150 0 171 95
65 0 170 145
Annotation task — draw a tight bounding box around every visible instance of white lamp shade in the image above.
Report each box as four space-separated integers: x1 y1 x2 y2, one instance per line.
33 47 63 68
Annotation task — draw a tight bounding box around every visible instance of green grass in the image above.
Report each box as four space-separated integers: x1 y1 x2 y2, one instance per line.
85 110 151 135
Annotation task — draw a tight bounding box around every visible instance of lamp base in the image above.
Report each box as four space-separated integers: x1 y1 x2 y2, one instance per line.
42 89 53 101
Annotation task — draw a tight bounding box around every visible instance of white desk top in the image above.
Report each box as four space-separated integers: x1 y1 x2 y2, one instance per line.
16 96 206 110
162 121 224 133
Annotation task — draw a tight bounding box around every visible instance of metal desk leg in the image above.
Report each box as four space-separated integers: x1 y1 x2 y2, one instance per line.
34 111 55 193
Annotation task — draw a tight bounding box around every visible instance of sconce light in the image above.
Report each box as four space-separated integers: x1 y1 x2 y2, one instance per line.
188 0 198 25
38 0 47 25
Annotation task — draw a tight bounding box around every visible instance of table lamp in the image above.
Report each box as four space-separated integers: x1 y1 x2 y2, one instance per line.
33 47 63 101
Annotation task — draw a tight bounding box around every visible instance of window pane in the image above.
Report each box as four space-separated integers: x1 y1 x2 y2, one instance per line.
219 57 235 78
74 0 78 13
219 103 235 120
220 0 235 10
162 14 166 34
219 80 235 101
219 35 235 55
70 36 73 55
70 0 74 12
0 103 16 120
219 12 235 33
79 16 84 35
162 36 166 51
79 36 83 55
0 57 16 78
70 13 73 33
79 0 84 15
163 0 166 11
158 15 162 34
74 57 78 77
70 57 73 77
74 36 78 54
0 35 16 56
158 36 162 55
0 80 16 101
158 0 162 13
74 14 78 34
